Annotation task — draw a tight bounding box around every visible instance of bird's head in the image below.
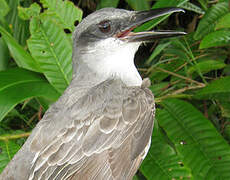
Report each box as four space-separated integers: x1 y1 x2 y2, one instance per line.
72 8 185 86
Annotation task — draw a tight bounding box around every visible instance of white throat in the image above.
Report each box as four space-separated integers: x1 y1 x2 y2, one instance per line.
78 41 142 87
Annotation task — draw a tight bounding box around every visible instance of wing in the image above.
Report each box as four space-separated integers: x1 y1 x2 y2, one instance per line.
29 79 155 180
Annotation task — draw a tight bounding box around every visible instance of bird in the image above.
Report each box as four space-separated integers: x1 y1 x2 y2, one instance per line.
0 7 185 180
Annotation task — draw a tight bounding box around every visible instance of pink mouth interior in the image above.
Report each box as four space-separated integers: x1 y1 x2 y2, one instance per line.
116 26 136 38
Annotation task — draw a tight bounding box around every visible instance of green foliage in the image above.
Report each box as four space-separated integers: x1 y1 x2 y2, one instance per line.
215 13 230 30
146 42 171 65
195 77 230 101
0 0 9 17
0 68 60 122
194 2 229 40
179 1 204 14
0 0 230 179
0 138 20 172
220 102 230 118
18 3 41 20
158 99 230 179
187 60 226 77
0 26 41 72
0 38 10 71
40 0 83 32
4 0 30 46
125 0 150 11
196 0 207 10
0 128 27 172
200 30 230 49
96 0 120 9
27 16 72 93
140 122 192 179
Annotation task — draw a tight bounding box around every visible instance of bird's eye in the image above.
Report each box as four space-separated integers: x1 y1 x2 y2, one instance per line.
98 20 111 33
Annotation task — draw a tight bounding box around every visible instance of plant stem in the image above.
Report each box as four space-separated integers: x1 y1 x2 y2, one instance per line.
170 84 205 95
0 132 30 141
155 67 205 86
155 84 205 103
155 94 193 103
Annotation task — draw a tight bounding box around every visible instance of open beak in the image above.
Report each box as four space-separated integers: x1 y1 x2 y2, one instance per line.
117 7 186 42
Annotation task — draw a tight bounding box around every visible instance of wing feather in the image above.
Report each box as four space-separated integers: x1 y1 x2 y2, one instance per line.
29 78 155 180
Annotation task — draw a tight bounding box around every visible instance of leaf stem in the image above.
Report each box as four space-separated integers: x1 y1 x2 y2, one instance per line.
0 132 31 141
155 67 205 86
155 84 205 103
155 94 193 103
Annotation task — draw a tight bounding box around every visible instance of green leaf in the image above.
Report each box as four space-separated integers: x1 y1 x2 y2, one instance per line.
197 0 207 10
220 101 230 118
133 175 138 180
140 123 192 179
153 0 188 8
216 13 230 29
0 140 20 173
36 97 53 111
224 124 230 142
40 0 83 32
200 30 230 49
187 60 226 76
18 3 41 20
223 65 230 76
0 68 60 122
194 2 229 40
178 2 205 14
5 0 30 46
0 26 41 72
0 0 9 17
97 0 120 9
125 0 150 11
163 39 191 64
149 82 169 97
149 42 187 83
0 38 10 70
195 76 230 101
150 59 185 83
6 108 33 128
158 99 230 179
0 13 10 32
146 42 171 65
27 17 72 93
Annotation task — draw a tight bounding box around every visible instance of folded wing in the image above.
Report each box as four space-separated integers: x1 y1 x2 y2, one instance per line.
29 79 155 180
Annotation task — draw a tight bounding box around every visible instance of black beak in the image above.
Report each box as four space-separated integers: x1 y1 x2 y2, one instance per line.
117 7 186 42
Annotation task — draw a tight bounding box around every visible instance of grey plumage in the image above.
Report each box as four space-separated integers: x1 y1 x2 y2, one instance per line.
1 78 154 180
0 7 185 180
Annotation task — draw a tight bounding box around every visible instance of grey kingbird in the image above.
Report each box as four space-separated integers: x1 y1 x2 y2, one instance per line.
1 7 185 180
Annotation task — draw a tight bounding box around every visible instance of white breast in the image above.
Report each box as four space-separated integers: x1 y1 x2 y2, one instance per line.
83 39 143 87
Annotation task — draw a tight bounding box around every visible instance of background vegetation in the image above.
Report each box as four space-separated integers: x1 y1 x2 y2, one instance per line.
0 0 230 179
